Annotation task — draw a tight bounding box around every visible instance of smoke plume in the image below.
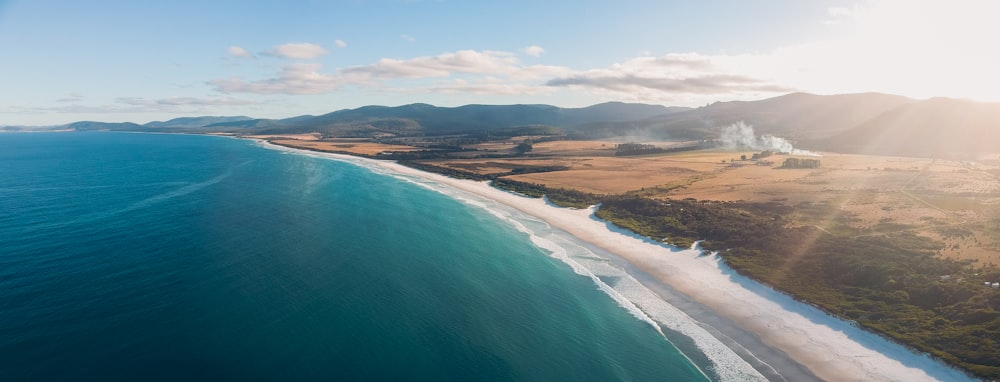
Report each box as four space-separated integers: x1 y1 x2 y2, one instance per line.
719 121 819 156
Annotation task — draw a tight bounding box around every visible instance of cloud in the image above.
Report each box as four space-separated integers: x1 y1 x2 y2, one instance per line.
400 34 416 42
228 46 254 58
523 45 545 57
115 96 259 107
56 93 84 102
10 104 142 114
334 39 347 48
9 96 259 115
211 49 571 96
340 50 570 83
210 63 339 94
827 6 853 17
546 53 792 98
548 73 789 94
424 79 557 96
264 43 327 59
340 50 523 80
211 47 789 105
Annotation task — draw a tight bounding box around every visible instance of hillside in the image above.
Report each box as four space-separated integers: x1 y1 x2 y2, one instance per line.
144 116 253 129
823 97 1000 157
66 121 145 131
242 102 680 137
573 92 915 141
40 93 1000 158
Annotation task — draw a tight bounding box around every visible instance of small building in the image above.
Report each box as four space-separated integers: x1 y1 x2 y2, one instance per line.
940 275 951 281
993 282 999 289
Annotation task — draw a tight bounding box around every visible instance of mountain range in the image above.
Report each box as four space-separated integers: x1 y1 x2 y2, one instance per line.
9 93 1000 158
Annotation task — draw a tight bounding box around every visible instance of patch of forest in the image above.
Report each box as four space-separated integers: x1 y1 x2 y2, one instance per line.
398 163 572 182
491 178 600 208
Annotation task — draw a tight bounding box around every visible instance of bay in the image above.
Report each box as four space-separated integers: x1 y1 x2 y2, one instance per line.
0 132 707 381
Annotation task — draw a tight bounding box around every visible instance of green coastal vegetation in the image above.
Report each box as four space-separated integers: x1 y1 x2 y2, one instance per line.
490 180 1000 380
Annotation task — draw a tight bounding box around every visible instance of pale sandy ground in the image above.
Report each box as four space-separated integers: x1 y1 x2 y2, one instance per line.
261 140 974 382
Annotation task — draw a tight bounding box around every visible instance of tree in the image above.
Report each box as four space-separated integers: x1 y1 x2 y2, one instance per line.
514 141 533 154
781 157 821 169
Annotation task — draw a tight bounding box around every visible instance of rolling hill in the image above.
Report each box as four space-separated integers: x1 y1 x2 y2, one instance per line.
43 92 1000 158
573 92 915 141
823 97 1000 157
144 116 254 129
228 102 683 137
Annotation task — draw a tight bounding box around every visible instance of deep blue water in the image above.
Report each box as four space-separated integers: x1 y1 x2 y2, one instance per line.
0 132 707 381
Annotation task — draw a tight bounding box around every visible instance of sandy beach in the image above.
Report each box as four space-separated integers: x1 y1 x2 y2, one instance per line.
263 141 975 382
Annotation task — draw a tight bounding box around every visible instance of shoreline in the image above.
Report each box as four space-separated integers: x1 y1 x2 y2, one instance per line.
259 140 974 382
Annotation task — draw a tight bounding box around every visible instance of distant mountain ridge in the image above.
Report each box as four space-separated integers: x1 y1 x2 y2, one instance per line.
576 92 916 141
825 97 1000 157
145 116 254 129
208 102 683 136
26 93 1000 158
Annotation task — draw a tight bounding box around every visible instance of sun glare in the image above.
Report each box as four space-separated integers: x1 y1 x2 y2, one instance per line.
843 0 1000 101
755 0 1000 102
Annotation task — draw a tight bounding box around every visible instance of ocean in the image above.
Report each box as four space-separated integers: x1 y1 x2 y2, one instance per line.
0 132 713 381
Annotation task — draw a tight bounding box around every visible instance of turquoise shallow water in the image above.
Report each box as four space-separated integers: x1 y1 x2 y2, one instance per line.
0 132 708 381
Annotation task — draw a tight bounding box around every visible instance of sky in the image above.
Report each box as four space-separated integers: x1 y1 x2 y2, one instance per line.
2 0 999 126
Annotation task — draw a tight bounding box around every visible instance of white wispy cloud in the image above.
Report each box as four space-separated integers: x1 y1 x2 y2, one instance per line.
56 93 84 102
211 49 571 96
264 43 327 59
210 63 339 94
340 50 522 80
334 39 347 48
425 79 556 96
10 104 148 114
523 45 545 57
228 46 254 58
400 34 416 43
546 53 792 102
10 96 259 115
115 96 259 107
827 6 853 17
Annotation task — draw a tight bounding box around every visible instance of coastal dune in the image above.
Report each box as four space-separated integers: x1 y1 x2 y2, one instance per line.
263 141 973 382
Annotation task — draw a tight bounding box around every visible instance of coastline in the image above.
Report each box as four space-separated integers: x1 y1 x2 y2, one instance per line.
259 140 975 382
